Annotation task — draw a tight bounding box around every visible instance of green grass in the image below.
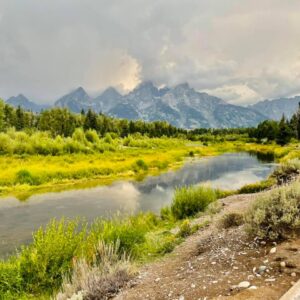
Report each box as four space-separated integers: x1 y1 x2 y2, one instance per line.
0 214 177 299
170 185 219 220
237 178 275 194
0 184 222 299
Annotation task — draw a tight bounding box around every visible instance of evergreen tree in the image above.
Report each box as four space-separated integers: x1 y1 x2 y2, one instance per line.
276 115 293 145
84 109 97 130
15 106 25 130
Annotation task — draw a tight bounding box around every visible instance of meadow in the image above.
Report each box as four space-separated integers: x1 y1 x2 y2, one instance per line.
0 128 298 198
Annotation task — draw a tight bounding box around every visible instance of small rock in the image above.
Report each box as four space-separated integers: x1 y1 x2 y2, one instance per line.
270 247 277 254
258 265 267 274
248 275 255 280
191 283 196 288
291 272 297 277
238 281 251 288
265 278 276 282
280 262 286 268
179 296 185 300
155 278 161 282
249 286 258 290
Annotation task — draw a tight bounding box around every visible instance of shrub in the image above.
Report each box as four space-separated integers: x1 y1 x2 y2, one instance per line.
160 206 173 221
238 179 275 194
132 159 148 172
103 133 113 144
55 240 134 300
15 169 40 185
18 219 86 294
177 220 192 237
85 129 100 144
273 159 300 185
88 213 158 258
171 185 217 220
154 235 178 255
219 212 244 229
245 181 300 240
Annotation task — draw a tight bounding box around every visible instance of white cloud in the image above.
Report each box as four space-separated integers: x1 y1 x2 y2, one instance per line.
0 0 300 104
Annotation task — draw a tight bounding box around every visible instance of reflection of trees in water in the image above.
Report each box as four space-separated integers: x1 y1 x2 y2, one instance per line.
135 153 274 194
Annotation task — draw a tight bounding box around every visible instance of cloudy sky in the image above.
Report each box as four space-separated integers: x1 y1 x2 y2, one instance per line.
1 0 300 105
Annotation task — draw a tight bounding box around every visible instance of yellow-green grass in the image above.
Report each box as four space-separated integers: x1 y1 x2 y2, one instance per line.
0 138 298 198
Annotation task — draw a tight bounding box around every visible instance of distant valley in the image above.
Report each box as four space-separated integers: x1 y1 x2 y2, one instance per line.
5 82 300 128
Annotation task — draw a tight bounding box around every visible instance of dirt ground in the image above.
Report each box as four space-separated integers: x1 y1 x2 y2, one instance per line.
114 194 300 300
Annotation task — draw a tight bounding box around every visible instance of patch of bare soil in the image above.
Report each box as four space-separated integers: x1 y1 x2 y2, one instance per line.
114 194 300 300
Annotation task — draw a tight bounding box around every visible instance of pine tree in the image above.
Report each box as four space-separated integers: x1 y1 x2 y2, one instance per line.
84 109 97 130
15 105 25 130
297 102 300 139
276 114 293 145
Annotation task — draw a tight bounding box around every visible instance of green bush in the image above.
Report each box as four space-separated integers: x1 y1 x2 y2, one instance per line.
18 219 85 294
177 220 192 237
15 169 40 185
160 206 173 221
245 181 300 240
132 159 148 172
171 185 217 220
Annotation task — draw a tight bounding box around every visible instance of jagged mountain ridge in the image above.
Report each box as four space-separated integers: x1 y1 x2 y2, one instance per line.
9 82 296 128
6 94 49 112
54 81 267 128
249 96 300 120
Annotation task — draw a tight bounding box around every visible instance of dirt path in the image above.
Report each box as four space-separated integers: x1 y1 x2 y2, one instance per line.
114 194 300 300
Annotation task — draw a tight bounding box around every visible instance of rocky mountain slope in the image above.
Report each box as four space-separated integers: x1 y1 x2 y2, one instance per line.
8 83 300 128
249 96 300 120
6 94 49 112
54 82 267 128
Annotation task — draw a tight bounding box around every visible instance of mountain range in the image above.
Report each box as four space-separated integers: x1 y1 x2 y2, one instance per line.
6 94 50 112
4 82 300 128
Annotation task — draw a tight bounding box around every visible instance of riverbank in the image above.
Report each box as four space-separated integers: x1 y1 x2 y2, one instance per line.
0 155 299 299
0 138 298 198
114 189 300 300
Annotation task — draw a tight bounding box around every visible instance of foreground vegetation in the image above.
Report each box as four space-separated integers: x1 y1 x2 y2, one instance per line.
1 156 300 299
0 100 299 298
0 185 223 299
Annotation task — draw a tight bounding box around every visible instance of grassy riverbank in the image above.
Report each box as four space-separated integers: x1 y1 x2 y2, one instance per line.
1 156 299 299
0 135 298 198
0 142 299 299
0 185 225 300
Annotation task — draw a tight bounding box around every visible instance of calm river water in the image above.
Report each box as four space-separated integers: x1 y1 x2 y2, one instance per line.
0 152 275 257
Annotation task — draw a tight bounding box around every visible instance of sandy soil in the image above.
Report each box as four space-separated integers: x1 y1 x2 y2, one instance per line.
114 194 300 300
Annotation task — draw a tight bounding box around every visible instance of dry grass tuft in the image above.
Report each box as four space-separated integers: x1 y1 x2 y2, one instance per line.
55 240 135 300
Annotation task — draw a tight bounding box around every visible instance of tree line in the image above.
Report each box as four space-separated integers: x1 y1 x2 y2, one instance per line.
0 98 299 145
0 99 250 140
249 103 300 145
